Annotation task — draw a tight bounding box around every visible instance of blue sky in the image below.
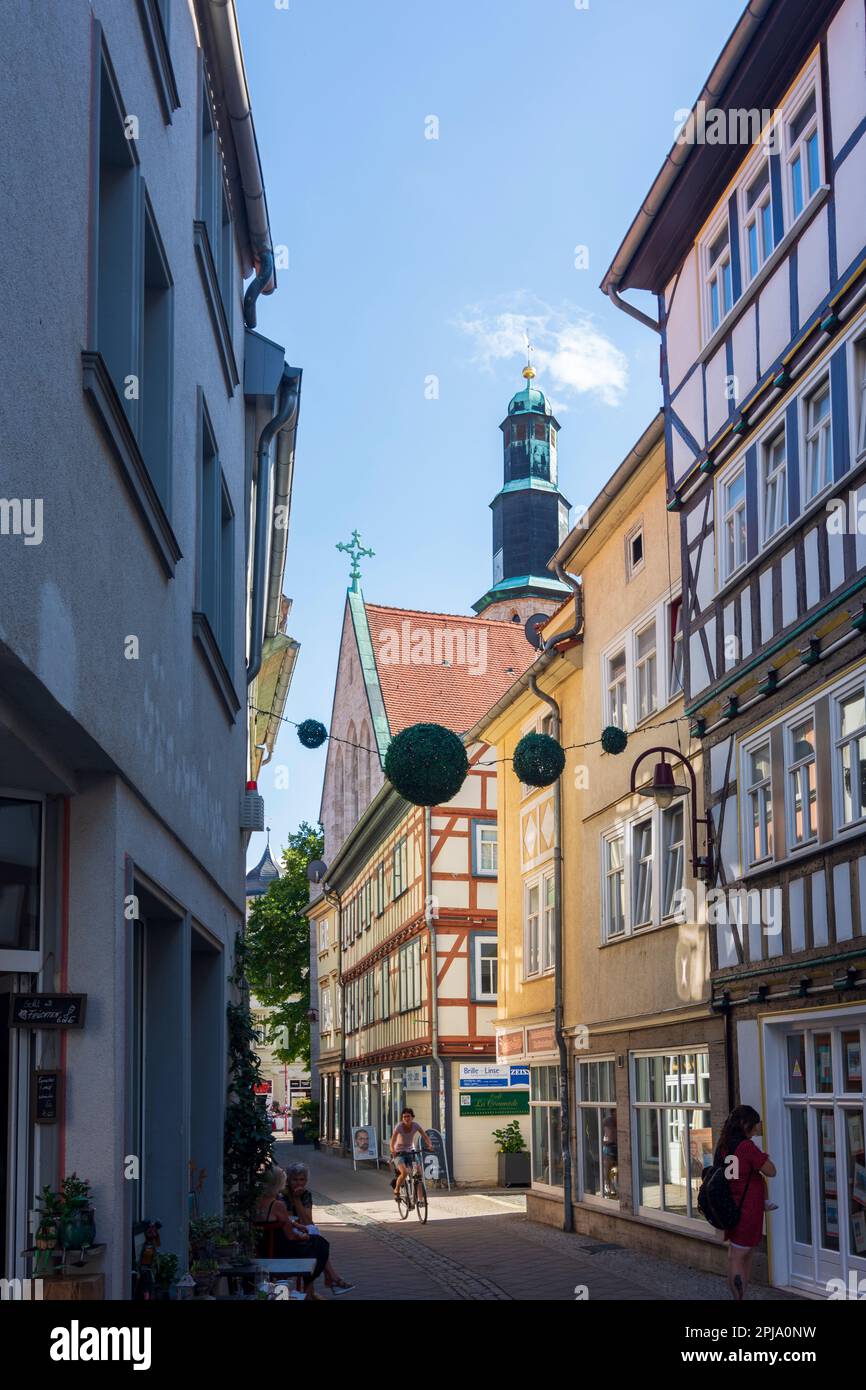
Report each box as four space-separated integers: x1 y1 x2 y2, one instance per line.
239 0 745 868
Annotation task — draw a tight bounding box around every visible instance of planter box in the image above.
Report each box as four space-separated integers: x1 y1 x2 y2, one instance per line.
498 1151 530 1187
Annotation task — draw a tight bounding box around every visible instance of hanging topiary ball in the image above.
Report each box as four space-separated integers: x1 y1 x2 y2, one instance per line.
384 722 469 806
601 725 628 755
513 731 566 787
297 719 328 750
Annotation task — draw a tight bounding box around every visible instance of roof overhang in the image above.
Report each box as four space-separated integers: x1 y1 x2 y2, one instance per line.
601 0 837 296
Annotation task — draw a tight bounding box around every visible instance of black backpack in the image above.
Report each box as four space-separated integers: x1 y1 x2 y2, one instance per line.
697 1155 752 1230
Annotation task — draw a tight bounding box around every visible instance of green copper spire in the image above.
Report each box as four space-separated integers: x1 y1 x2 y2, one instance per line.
336 529 374 592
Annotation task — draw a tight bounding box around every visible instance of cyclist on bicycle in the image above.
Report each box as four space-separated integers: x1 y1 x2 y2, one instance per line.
389 1108 433 1201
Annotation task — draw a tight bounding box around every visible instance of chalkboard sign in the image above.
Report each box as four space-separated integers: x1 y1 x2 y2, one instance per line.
34 1070 60 1123
9 994 87 1029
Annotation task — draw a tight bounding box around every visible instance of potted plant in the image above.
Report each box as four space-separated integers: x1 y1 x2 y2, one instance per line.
59 1173 96 1251
189 1257 219 1295
35 1184 63 1271
492 1121 530 1187
189 1214 222 1266
155 1251 179 1300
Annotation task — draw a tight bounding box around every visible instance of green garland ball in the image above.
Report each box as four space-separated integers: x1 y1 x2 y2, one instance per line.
297 719 328 750
384 722 469 806
512 731 566 788
601 725 628 755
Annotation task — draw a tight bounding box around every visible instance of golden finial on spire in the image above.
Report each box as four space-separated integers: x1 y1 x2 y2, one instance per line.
522 333 535 380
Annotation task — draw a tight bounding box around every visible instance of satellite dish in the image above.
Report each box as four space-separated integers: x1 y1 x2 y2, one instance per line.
307 859 328 885
524 613 550 649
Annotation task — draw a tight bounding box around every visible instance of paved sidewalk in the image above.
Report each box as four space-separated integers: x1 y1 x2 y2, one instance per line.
275 1142 799 1302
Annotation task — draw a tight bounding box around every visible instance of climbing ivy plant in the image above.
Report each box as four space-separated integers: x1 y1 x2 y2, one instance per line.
223 932 274 1224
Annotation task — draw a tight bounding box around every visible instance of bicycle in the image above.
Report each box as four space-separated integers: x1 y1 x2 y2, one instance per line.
392 1151 429 1224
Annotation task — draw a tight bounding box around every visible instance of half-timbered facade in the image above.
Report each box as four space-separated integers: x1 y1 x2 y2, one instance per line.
309 585 534 1180
603 0 866 1296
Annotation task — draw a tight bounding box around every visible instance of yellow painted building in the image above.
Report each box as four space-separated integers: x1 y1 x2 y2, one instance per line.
473 414 734 1273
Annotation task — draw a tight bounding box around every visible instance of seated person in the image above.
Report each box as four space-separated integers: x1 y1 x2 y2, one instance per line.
253 1164 330 1299
284 1162 353 1295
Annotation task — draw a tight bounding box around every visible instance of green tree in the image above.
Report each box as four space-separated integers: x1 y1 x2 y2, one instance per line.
244 821 323 1069
224 933 273 1223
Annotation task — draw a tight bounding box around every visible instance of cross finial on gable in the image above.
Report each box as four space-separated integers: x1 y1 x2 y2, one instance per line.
336 529 375 592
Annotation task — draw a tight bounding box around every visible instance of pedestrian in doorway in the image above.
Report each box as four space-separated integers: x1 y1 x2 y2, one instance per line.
284 1163 354 1295
715 1105 776 1300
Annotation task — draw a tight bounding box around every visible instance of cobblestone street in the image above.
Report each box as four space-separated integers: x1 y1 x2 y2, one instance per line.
278 1143 801 1302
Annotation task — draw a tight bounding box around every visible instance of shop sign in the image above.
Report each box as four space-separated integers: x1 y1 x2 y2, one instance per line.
253 1080 272 1095
10 994 87 1029
458 1090 529 1118
458 1063 529 1089
34 1069 60 1124
526 1024 556 1055
404 1065 429 1090
496 1029 524 1061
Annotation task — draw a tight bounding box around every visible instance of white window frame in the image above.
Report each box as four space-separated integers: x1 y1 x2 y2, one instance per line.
575 1056 619 1207
784 82 823 227
703 216 734 339
634 620 658 723
473 935 498 1002
661 802 686 920
625 521 645 581
601 803 685 943
785 712 818 851
743 737 774 867
631 1047 712 1229
741 158 774 284
761 424 788 544
853 333 866 463
667 593 684 700
833 675 866 834
718 460 747 583
318 918 329 954
320 986 333 1036
474 821 498 876
801 375 833 505
521 709 558 798
600 593 680 736
606 647 628 730
524 869 555 978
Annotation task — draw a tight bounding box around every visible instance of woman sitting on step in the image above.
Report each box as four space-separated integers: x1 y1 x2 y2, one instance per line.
284 1162 354 1295
253 1164 330 1300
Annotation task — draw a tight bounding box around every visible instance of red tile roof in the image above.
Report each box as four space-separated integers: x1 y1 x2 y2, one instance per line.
364 604 537 736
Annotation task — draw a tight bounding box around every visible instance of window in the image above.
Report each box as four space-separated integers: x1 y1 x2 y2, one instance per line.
392 838 408 898
626 524 644 579
631 818 654 927
761 427 787 543
0 796 42 958
787 90 821 221
474 822 498 876
668 596 684 697
721 465 747 580
524 880 540 976
576 1059 617 1201
398 939 422 1011
747 741 773 863
633 1050 711 1222
661 805 685 919
320 987 333 1035
318 918 329 954
856 337 866 460
836 686 866 827
635 622 657 722
743 162 773 281
94 49 174 512
376 862 385 915
199 72 233 315
603 835 625 940
803 379 832 502
607 649 627 729
524 872 555 977
706 224 733 333
199 403 234 666
530 1065 563 1188
381 959 390 1020
787 717 817 847
473 936 498 1002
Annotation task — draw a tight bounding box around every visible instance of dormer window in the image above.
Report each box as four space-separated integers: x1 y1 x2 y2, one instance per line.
625 523 644 580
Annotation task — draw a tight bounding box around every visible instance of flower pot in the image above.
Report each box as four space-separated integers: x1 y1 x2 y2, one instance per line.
497 1151 530 1187
60 1206 96 1250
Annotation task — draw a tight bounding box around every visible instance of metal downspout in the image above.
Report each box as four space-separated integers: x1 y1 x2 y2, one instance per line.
247 365 300 685
528 673 573 1233
605 283 660 334
243 248 274 331
425 807 447 1154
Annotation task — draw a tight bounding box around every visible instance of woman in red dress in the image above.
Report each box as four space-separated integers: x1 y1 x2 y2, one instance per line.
716 1104 776 1300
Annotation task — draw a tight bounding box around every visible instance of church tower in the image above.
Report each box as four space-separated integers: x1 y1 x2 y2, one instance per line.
473 365 572 623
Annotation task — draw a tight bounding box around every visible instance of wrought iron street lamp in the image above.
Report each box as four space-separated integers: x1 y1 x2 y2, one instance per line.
629 746 714 882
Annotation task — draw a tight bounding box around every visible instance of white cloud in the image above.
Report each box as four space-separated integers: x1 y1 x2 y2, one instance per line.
455 295 628 408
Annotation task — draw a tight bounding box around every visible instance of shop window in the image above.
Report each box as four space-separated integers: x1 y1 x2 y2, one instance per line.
530 1064 563 1188
633 1051 711 1222
576 1059 618 1202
